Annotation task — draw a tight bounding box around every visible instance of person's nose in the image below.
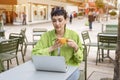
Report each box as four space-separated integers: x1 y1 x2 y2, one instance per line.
56 20 60 25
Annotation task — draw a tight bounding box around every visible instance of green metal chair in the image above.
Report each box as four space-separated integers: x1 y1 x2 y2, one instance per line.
0 38 19 70
9 33 25 63
79 44 87 80
81 30 97 55
96 33 117 65
23 28 47 56
20 28 36 56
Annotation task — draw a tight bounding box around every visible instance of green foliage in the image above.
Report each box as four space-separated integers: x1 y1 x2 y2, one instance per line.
109 11 117 16
95 0 105 9
78 12 83 16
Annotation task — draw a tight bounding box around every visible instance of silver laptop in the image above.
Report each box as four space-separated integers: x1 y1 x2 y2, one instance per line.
32 55 67 73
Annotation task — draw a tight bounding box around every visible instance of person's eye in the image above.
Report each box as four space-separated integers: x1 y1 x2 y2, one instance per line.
58 19 63 22
52 19 57 22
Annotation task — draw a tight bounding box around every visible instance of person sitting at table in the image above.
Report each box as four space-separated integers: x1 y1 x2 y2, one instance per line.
32 6 83 80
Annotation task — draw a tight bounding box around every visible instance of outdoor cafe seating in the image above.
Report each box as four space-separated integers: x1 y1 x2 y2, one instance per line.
96 32 117 65
96 23 118 65
9 31 25 63
81 30 98 55
0 42 88 80
0 38 19 70
21 28 47 56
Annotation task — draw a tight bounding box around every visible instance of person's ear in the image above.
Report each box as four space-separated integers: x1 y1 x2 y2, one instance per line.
65 18 68 24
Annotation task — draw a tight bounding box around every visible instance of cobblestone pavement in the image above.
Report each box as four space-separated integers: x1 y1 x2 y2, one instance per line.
3 17 118 80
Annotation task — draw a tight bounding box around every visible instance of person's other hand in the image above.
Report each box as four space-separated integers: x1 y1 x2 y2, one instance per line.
67 39 78 52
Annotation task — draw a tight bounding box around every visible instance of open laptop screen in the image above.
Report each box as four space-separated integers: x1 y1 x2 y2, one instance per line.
32 55 67 73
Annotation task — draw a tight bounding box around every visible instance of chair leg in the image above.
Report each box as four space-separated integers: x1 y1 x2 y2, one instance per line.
7 60 9 70
0 60 5 72
20 45 25 63
21 51 25 63
24 44 27 56
32 44 34 48
107 50 112 63
96 48 100 65
107 50 110 57
10 60 12 64
87 46 90 55
16 56 19 65
101 49 104 62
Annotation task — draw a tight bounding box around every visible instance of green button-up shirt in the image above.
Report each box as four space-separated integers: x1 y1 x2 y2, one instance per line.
32 28 83 66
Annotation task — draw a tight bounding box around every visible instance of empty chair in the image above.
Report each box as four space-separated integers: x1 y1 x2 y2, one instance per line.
96 33 117 65
9 33 25 63
32 28 47 43
81 31 97 55
0 38 19 70
20 28 36 56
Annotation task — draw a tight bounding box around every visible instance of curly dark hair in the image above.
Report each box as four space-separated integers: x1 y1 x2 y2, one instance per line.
51 6 67 19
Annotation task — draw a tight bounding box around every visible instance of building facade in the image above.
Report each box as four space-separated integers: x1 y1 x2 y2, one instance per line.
0 0 84 25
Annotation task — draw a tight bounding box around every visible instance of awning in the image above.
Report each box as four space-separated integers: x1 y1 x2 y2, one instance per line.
0 0 17 5
88 2 96 7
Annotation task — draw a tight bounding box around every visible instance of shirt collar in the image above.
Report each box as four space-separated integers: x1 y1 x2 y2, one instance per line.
51 28 68 41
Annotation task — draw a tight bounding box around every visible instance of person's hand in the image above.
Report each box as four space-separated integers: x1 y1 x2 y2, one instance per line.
67 39 79 52
53 39 62 49
49 39 62 52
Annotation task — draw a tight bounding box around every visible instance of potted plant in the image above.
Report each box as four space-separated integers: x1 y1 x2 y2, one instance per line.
109 10 117 19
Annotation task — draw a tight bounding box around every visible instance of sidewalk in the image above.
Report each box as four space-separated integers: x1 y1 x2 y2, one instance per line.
3 17 118 80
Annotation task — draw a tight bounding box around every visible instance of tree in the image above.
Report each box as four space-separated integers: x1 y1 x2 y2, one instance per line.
95 0 105 9
113 9 120 80
95 0 105 22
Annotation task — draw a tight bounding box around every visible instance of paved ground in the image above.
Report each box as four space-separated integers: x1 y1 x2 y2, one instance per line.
2 16 118 80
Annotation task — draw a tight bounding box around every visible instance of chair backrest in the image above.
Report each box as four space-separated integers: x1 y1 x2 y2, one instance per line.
33 28 47 36
33 28 47 33
98 33 117 43
32 28 47 42
81 31 91 45
19 28 28 43
97 33 117 49
9 33 24 45
105 24 118 33
0 38 19 54
20 28 26 36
